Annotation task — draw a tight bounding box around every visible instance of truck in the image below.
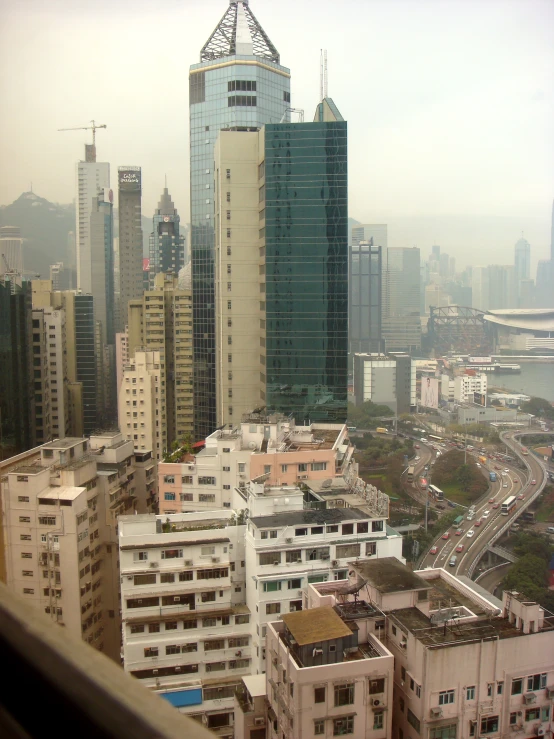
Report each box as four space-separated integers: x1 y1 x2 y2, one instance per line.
479 456 487 465
375 427 388 434
489 471 497 482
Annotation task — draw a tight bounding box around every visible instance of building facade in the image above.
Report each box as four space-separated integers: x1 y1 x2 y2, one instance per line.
382 247 421 353
349 239 383 362
76 146 110 294
126 273 194 454
149 187 186 288
118 167 143 333
514 237 531 306
353 353 416 413
190 0 291 439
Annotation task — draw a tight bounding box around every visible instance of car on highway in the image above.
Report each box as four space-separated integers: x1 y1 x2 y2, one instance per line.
466 513 474 521
414 444 420 449
517 493 525 500
492 502 500 509
466 530 475 538
475 518 482 526
531 479 536 485
489 497 495 503
455 529 463 536
495 466 501 470
430 546 438 555
441 532 450 540
476 463 481 468
456 544 464 553
504 469 509 473
414 456 420 461
503 483 508 488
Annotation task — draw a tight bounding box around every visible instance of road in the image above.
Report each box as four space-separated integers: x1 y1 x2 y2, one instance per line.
419 430 548 579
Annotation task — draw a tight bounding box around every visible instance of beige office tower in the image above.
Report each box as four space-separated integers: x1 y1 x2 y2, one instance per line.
0 434 141 662
118 350 165 462
126 273 193 455
117 167 143 333
213 132 263 426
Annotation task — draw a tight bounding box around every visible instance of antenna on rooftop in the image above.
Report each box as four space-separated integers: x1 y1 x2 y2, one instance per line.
320 49 328 101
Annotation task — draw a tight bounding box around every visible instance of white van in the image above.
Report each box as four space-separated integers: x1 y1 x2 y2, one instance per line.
547 527 554 535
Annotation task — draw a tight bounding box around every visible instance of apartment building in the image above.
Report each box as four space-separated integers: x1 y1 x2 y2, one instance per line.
453 373 487 405
158 412 356 514
1 433 142 662
242 484 400 674
127 273 193 454
119 510 250 736
262 605 394 739
118 350 164 461
133 449 158 513
341 558 554 739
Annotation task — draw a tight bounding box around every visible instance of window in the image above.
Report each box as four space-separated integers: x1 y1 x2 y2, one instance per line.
512 678 523 695
525 708 541 722
21 553 32 559
165 621 177 630
336 543 360 558
308 574 328 584
284 91 291 102
373 712 384 730
288 578 302 589
149 623 160 633
466 686 475 700
263 581 281 592
369 678 385 694
365 542 377 556
509 713 517 726
163 475 175 484
342 523 354 535
164 492 176 501
314 719 325 735
295 528 308 537
38 516 56 525
183 619 198 629
480 716 499 735
333 716 353 736
179 571 193 581
134 574 156 585
133 551 148 562
161 549 183 559
19 516 31 523
228 636 249 648
144 647 158 658
266 603 280 614
314 686 326 703
407 709 420 733
20 534 32 541
308 547 329 561
429 726 457 739
487 683 493 697
206 662 226 672
527 673 547 691
327 525 338 533
311 462 327 471
238 463 245 473
182 643 198 653
180 493 193 502
199 494 216 503
289 599 302 611
160 573 175 584
497 682 503 695
372 520 384 532
165 645 181 655
298 463 307 473
23 588 34 594
235 614 250 625
311 526 324 535
198 476 216 485
259 551 280 566
281 464 288 473
334 683 354 707
204 639 225 651
18 496 30 503
439 690 455 705
201 591 216 602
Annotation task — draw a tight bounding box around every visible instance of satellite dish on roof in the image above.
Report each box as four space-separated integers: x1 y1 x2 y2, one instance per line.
321 479 333 489
248 441 257 450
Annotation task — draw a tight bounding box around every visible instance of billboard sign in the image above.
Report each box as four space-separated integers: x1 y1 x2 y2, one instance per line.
420 376 438 409
473 392 487 407
118 166 141 191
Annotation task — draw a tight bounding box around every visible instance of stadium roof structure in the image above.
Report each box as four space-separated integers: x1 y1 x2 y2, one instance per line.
484 309 554 332
201 1 280 64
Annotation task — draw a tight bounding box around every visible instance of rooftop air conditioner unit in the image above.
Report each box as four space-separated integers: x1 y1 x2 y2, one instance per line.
127 576 133 580
298 475 307 480
184 560 193 566
173 596 180 602
373 699 382 707
535 728 546 737
430 707 443 719
321 554 330 560
546 686 554 698
331 560 339 567
285 538 293 544
273 561 279 566
212 556 220 563
150 562 158 568
235 650 242 657
254 717 265 726
523 693 537 705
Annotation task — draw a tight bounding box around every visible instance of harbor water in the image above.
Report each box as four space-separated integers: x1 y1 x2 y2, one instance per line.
490 361 554 402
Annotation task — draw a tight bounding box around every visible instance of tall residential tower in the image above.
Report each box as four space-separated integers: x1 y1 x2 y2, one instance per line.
149 187 186 287
189 0 291 438
117 167 143 333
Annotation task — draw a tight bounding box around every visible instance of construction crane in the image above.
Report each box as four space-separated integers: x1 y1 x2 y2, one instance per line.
58 119 107 146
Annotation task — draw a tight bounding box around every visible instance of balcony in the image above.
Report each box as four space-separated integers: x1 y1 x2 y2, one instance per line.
0 582 216 738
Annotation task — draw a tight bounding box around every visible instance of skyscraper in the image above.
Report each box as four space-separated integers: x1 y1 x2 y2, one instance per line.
148 187 186 288
90 189 115 346
349 240 383 361
213 98 348 426
117 167 143 333
382 247 421 353
0 226 23 290
76 145 110 293
488 264 515 309
189 0 291 438
514 237 530 304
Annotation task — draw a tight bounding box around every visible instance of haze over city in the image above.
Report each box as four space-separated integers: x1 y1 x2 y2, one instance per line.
1 0 553 270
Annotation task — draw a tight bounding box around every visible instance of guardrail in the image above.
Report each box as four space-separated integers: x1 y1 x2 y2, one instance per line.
466 432 548 579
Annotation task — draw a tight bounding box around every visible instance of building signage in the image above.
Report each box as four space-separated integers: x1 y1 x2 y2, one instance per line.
118 167 141 190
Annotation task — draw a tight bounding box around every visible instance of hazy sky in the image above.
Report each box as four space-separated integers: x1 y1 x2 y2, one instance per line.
1 0 553 269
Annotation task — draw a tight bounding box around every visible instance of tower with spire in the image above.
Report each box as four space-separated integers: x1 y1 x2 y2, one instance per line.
149 186 186 288
189 0 291 438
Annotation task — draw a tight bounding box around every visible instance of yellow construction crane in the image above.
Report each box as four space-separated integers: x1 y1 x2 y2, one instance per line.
58 119 107 146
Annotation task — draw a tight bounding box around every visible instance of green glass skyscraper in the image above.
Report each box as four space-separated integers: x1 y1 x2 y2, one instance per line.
189 0 291 438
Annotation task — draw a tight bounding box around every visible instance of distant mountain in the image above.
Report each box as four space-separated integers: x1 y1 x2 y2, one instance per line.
0 192 75 279
0 192 154 279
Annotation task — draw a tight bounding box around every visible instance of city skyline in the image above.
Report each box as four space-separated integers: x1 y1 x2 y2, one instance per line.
1 0 552 271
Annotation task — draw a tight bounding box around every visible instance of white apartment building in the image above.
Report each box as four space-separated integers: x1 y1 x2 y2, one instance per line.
76 150 110 293
158 413 357 515
1 433 141 662
119 510 250 736
262 605 394 739
240 482 401 674
118 350 164 462
454 373 487 405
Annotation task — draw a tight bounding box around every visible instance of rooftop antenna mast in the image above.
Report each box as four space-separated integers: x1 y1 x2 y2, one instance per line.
320 49 328 101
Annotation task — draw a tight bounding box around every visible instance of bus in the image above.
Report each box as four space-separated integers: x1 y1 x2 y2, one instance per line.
407 466 415 483
428 484 444 502
452 515 464 528
501 496 517 516
376 427 388 434
429 435 444 443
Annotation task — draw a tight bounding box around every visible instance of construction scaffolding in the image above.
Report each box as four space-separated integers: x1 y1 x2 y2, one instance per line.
428 305 492 355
